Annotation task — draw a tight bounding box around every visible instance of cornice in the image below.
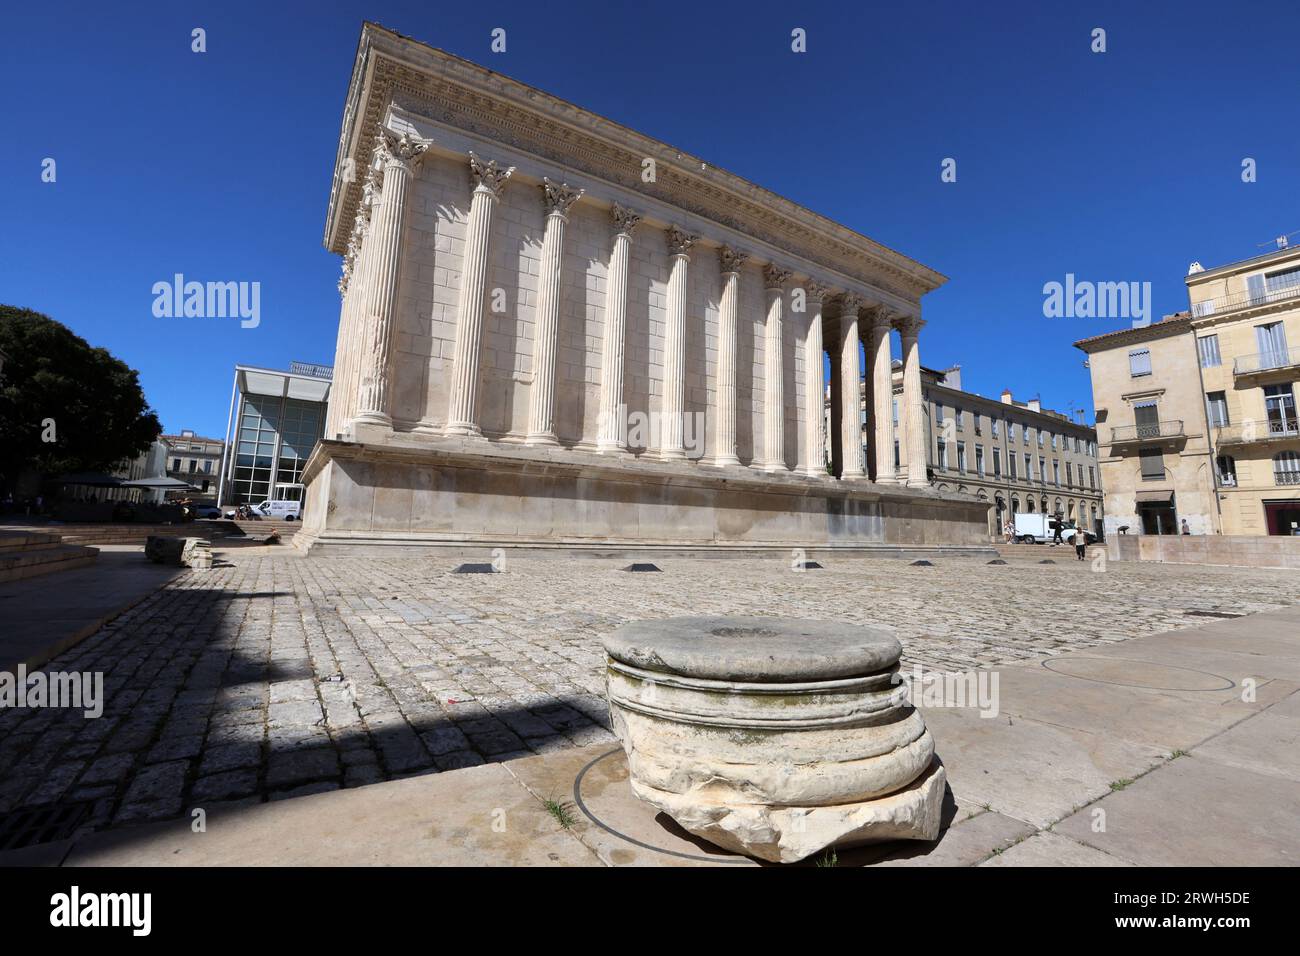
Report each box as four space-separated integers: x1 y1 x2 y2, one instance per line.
325 23 947 304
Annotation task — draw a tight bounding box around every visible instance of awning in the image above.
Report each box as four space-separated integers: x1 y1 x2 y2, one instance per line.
1135 490 1174 504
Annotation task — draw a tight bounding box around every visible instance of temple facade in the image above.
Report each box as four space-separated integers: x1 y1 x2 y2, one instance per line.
297 22 992 555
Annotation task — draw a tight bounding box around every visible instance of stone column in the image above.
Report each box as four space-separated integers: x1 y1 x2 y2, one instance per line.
596 204 641 453
445 152 515 437
759 264 791 471
801 282 828 477
870 308 898 484
525 178 584 446
828 323 842 476
900 315 929 488
838 293 866 479
712 246 748 466
355 130 430 426
660 225 697 461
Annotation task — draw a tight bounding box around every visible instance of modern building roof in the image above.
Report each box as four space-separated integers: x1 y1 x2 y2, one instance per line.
1072 312 1193 353
235 363 333 403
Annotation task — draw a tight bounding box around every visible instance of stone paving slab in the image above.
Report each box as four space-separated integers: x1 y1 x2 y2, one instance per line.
979 830 1133 867
58 762 599 867
0 552 1296 850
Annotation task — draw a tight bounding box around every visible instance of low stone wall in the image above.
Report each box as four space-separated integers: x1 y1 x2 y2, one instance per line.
296 436 997 558
1108 533 1300 570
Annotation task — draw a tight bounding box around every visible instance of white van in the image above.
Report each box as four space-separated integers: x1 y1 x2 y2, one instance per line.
1013 513 1086 545
254 499 301 520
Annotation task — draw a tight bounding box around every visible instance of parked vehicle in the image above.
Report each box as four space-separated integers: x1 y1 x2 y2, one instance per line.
1013 512 1091 545
190 504 223 519
253 498 302 520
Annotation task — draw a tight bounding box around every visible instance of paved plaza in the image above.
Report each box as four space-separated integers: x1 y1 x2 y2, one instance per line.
0 549 1295 838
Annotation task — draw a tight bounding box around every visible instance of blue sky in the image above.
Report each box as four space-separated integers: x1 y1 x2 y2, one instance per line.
3 0 1298 439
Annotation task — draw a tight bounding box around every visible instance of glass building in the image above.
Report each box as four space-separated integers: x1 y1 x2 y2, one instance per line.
217 362 333 508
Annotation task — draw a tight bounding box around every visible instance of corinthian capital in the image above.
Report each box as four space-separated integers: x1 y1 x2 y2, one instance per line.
612 203 642 234
839 292 866 318
763 263 792 290
542 178 584 216
666 225 698 257
896 313 925 337
468 151 516 198
378 129 431 169
718 245 749 274
804 280 830 302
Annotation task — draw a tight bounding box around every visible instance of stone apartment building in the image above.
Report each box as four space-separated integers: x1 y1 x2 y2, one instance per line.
827 364 1104 538
161 430 225 501
1075 243 1300 537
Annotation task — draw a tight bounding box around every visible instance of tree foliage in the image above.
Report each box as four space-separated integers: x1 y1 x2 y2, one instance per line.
0 305 161 487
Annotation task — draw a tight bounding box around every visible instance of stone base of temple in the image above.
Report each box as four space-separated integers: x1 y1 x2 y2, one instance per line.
294 432 997 558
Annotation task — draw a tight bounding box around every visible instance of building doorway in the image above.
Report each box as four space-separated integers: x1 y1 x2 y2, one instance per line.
1138 498 1177 535
1264 500 1300 536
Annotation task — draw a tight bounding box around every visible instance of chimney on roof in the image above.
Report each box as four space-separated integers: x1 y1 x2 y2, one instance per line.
1028 399 1041 412
1000 389 1013 405
941 365 961 390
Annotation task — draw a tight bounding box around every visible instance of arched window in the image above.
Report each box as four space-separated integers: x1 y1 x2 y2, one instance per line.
1011 495 1021 513
1027 498 1035 513
1274 452 1300 485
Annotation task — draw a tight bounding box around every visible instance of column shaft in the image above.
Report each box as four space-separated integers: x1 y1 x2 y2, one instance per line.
713 247 746 466
761 264 790 471
445 153 514 436
802 288 827 476
526 180 583 445
660 226 696 461
596 205 639 452
356 133 426 426
872 312 898 483
839 295 865 478
902 319 929 487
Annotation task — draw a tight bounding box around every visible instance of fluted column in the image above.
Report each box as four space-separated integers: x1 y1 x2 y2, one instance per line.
445 152 515 437
596 204 640 453
871 308 898 484
759 264 791 471
801 282 828 477
838 293 866 479
525 179 584 445
355 130 429 426
900 315 929 488
660 225 697 461
712 246 747 466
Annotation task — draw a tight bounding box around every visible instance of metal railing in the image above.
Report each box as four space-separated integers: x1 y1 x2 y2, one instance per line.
1216 418 1300 444
1109 420 1184 443
1193 280 1300 318
1233 347 1300 376
1277 470 1300 486
289 361 335 380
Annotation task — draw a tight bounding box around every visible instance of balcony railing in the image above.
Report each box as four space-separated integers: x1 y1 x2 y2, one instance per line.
1192 280 1300 318
289 361 335 380
1277 470 1300 486
1109 420 1184 443
1216 418 1300 445
1233 347 1300 377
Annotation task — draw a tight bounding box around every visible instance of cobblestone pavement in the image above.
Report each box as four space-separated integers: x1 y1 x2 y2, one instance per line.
0 551 1294 834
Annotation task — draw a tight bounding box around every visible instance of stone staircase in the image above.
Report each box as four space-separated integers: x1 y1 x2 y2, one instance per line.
0 530 99 583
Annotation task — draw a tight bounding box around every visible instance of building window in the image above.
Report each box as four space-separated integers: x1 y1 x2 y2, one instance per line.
1037 429 1044 448
1064 462 1072 486
1139 447 1164 481
203 459 212 474
1264 384 1298 434
1217 455 1237 487
893 439 900 469
1205 391 1230 428
1256 321 1290 368
1197 335 1222 368
937 439 948 470
1052 460 1060 486
974 415 982 436
1050 433 1057 450
975 445 985 476
1024 453 1032 479
992 419 999 438
1274 452 1300 486
891 398 898 427
954 407 963 431
993 449 1002 477
1009 453 1018 479
935 403 945 431
1129 348 1152 377
1009 422 1018 442
957 441 967 473
1088 465 1095 489
1038 456 1046 481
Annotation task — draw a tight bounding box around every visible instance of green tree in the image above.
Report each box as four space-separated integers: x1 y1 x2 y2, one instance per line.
0 305 160 491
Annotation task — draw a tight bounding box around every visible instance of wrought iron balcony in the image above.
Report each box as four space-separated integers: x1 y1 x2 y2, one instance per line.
1192 281 1300 318
1108 420 1184 444
1216 419 1300 446
1233 347 1300 378
1277 470 1300 486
